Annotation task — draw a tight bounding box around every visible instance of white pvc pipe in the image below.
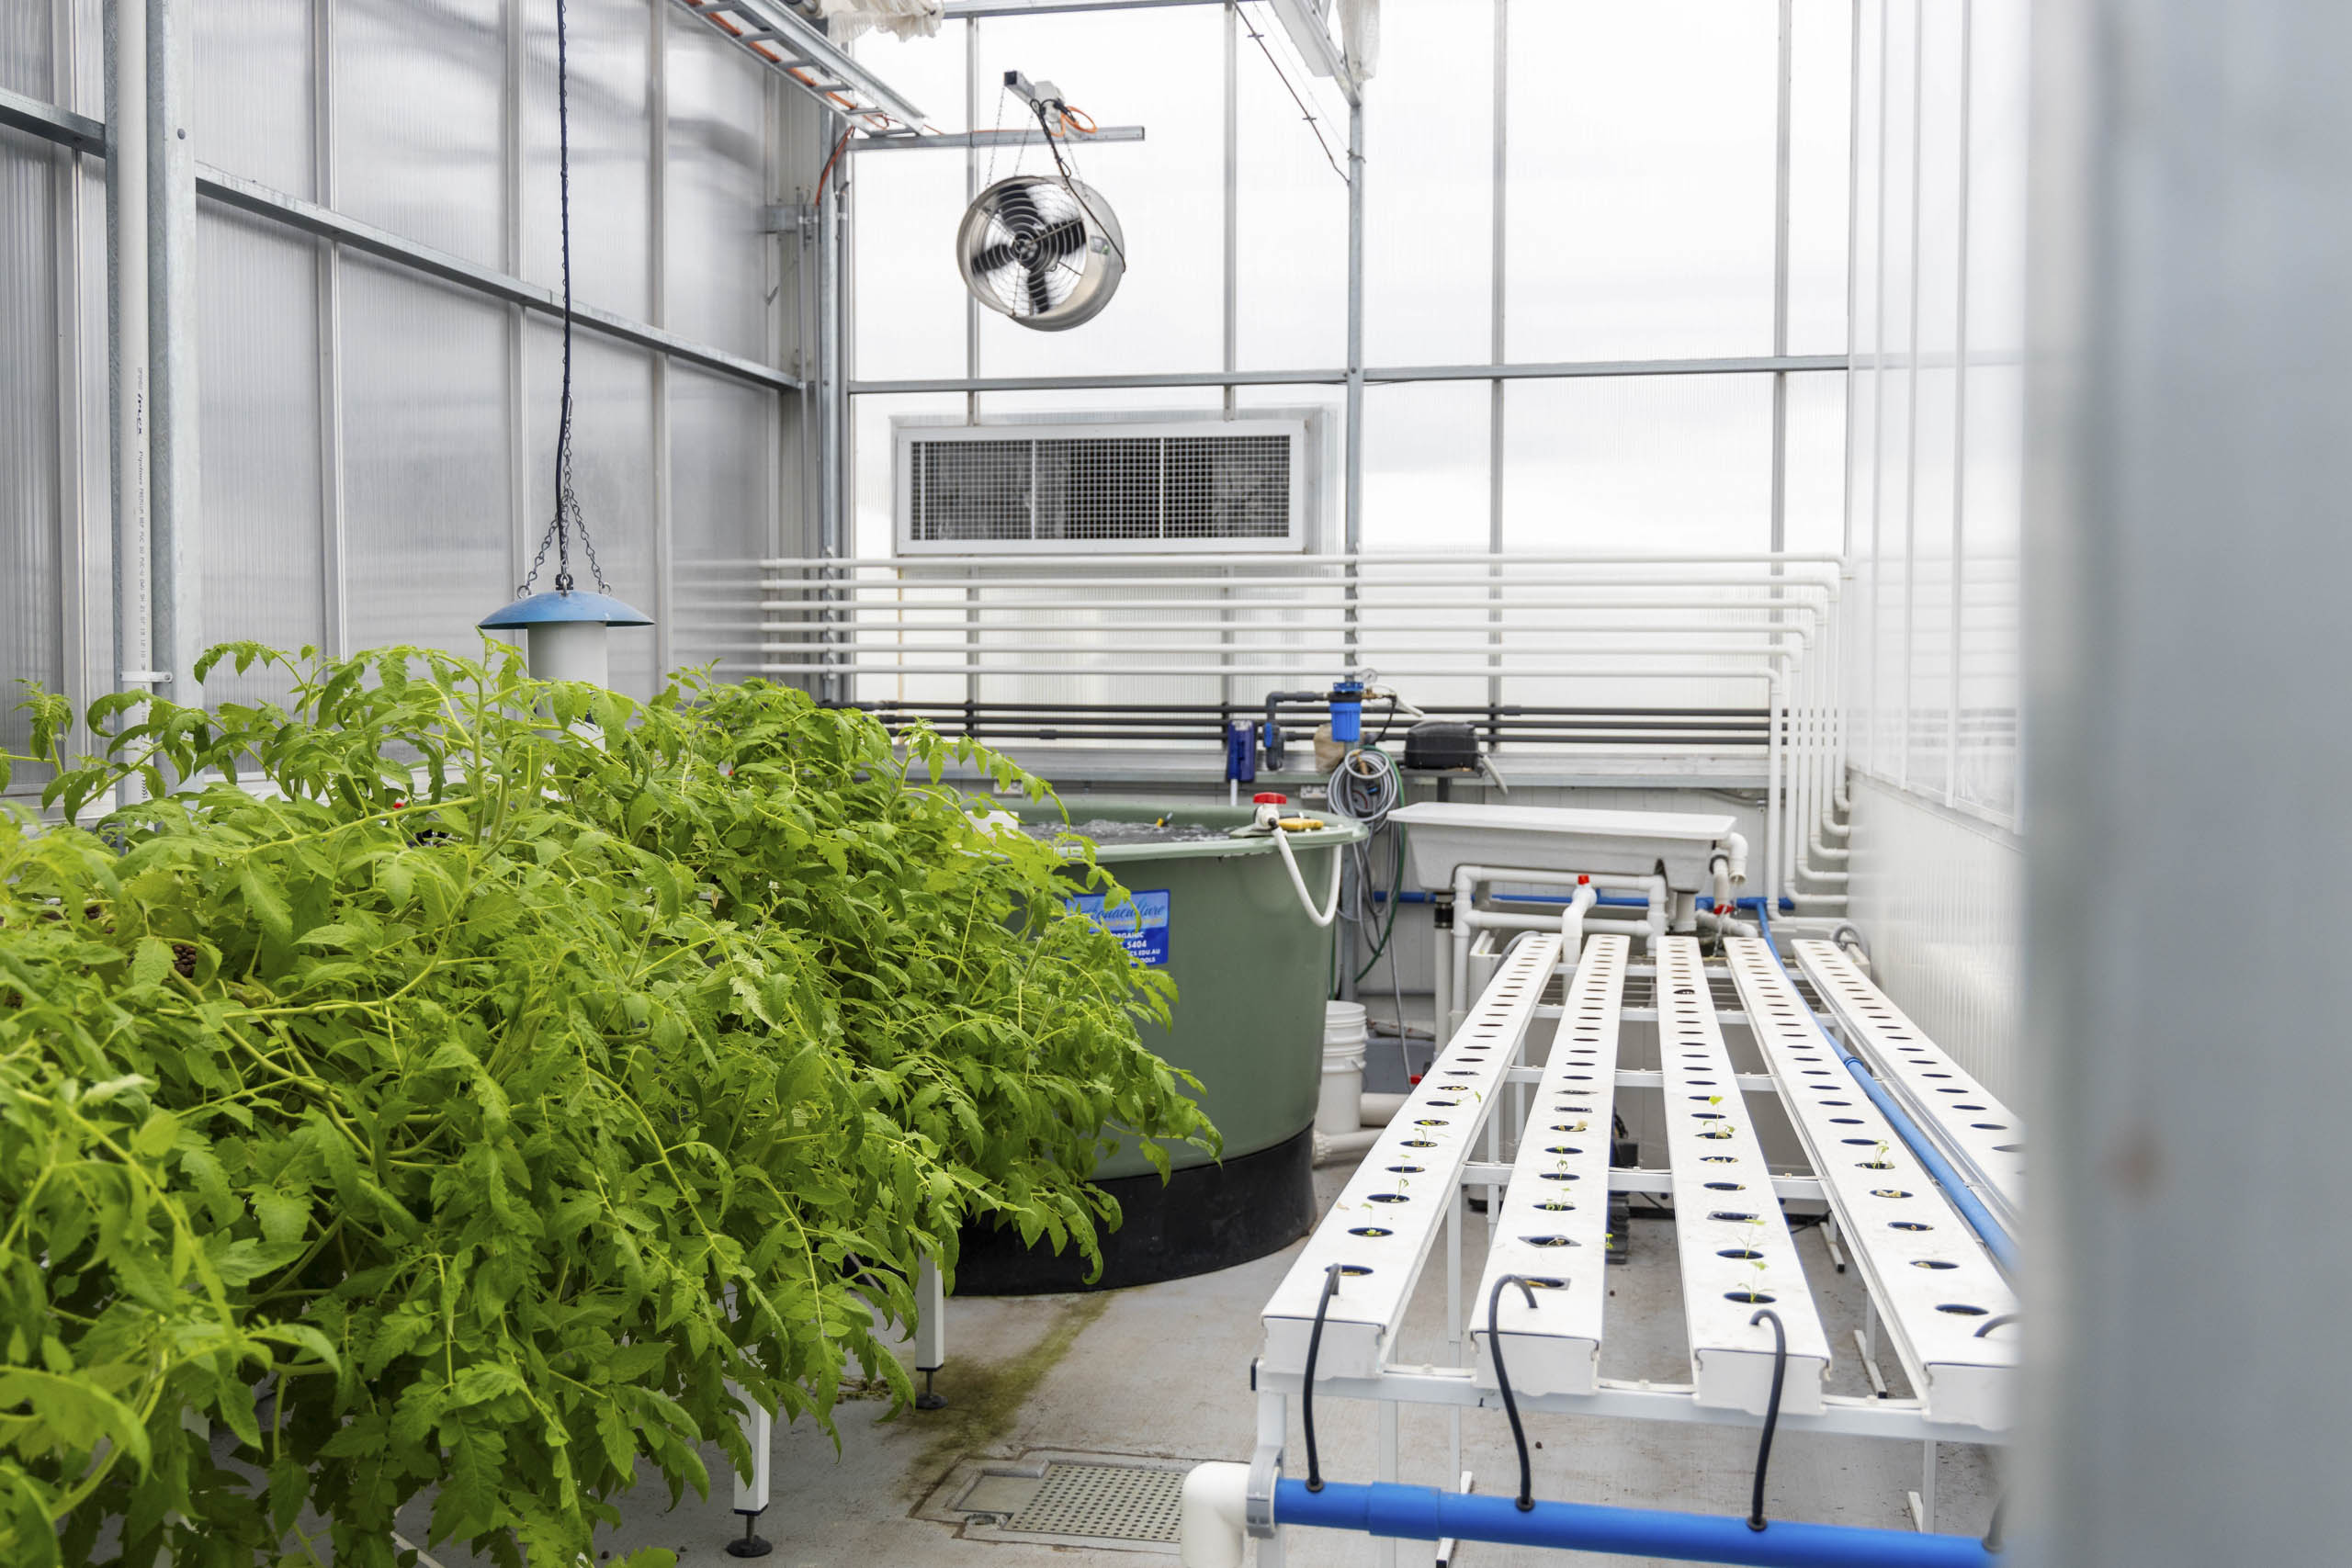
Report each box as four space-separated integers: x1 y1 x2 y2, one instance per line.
1360 1092 1407 1126
112 0 153 705
1271 828 1343 928
1179 1462 1250 1568
1558 882 1599 953
1446 864 1667 1034
1313 1127 1384 1166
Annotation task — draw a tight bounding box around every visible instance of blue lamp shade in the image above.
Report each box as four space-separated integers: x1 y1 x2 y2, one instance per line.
478 589 652 629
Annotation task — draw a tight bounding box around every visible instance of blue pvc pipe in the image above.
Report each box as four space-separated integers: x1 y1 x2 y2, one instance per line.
1276 1481 1995 1566
1749 905 2021 1278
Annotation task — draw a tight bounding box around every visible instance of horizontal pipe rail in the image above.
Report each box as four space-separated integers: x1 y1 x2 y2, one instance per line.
1271 1480 1994 1567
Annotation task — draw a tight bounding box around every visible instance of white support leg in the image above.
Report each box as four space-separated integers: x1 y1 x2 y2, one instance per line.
915 1252 947 1410
728 1388 774 1558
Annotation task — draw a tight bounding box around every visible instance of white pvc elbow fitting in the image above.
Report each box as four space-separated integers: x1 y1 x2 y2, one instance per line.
1181 1462 1252 1568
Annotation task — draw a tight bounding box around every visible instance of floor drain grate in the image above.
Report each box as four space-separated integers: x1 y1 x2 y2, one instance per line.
1003 1461 1185 1544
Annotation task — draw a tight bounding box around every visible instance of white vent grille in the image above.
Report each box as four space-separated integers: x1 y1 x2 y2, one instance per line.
896 417 1310 554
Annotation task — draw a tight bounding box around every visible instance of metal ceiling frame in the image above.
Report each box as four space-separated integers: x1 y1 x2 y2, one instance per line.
665 0 931 133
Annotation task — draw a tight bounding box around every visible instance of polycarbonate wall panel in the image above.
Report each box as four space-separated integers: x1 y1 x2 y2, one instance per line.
1505 0 1778 362
853 149 968 382
1844 0 2024 828
669 368 775 680
1781 370 1847 555
1503 374 1774 554
972 7 1223 378
195 0 314 197
196 209 322 705
1848 775 2020 1099
338 0 507 269
340 261 514 657
2 4 53 97
524 0 650 320
664 9 770 362
1234 8 1347 371
526 324 659 698
1362 0 1491 368
0 133 62 781
1956 0 2027 820
1841 0 2028 1084
8 0 797 767
1787 0 1856 356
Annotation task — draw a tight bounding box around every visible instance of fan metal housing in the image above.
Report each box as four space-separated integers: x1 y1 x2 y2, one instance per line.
956 175 1125 332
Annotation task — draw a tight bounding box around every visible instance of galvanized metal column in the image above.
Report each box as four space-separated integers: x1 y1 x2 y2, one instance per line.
314 0 348 656
1343 97 1363 557
53 0 91 727
2020 1 2352 1563
1486 0 1506 726
650 0 674 680
817 120 848 704
147 0 201 705
107 0 153 703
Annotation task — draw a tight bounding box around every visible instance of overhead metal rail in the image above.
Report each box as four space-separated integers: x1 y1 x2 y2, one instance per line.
666 0 930 135
0 85 799 396
848 352 1849 397
847 125 1146 152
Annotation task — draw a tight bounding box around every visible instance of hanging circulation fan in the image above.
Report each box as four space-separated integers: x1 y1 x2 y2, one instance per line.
957 174 1125 332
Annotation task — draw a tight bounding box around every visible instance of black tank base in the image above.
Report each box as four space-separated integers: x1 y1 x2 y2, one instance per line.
953 1126 1315 1294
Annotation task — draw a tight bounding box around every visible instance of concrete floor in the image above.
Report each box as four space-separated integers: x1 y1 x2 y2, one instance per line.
406 1157 2001 1568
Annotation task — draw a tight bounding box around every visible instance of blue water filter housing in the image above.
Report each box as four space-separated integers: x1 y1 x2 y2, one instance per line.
1329 680 1364 743
1226 719 1258 783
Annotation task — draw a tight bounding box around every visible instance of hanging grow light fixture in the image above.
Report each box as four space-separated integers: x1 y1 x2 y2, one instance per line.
481 0 651 689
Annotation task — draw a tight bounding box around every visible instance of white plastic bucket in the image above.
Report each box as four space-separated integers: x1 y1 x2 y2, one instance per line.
1317 1001 1369 1134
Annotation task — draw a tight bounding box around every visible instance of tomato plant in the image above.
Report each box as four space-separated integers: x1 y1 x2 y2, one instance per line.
0 643 1211 1566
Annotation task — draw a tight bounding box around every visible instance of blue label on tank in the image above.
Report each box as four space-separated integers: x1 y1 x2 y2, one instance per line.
1067 888 1171 966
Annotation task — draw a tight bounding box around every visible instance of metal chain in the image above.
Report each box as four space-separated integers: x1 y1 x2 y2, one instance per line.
519 0 607 597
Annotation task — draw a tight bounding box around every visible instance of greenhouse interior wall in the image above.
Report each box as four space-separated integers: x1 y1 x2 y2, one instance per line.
1 0 2034 1086
1 0 827 761
55 0 2352 1561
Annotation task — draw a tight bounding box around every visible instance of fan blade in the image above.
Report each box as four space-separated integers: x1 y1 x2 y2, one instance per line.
1024 261 1056 315
1035 219 1087 261
972 242 1018 274
991 187 1042 232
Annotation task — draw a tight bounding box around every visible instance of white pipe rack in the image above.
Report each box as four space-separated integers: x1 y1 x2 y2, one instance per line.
674 550 1857 910
1261 934 1565 1382
1233 927 2013 1566
1466 933 1629 1397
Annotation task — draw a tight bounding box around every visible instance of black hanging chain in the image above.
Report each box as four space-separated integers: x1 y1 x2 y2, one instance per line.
520 0 608 597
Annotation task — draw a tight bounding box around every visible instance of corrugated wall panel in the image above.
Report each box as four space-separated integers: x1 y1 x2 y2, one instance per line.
340 260 513 657
195 0 314 196
663 8 769 364
525 322 658 697
196 209 323 705
524 0 650 320
1 132 62 789
1847 773 2020 1100
669 367 775 679
338 0 506 269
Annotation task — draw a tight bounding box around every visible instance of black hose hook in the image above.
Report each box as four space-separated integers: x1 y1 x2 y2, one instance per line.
1747 1307 1790 1531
